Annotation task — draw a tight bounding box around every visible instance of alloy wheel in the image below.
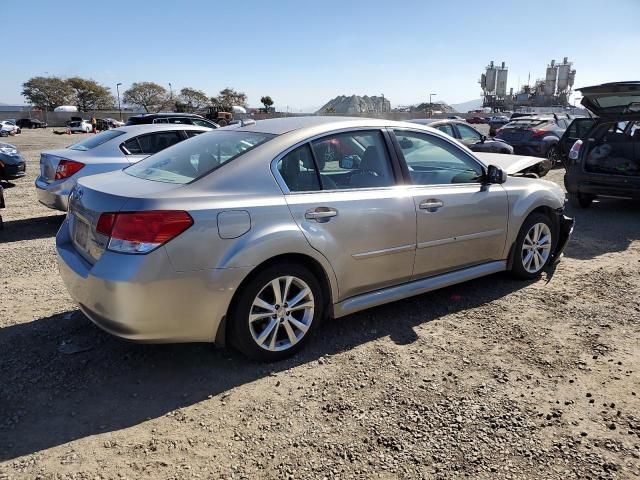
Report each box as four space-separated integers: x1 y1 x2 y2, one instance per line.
521 223 552 273
249 276 315 352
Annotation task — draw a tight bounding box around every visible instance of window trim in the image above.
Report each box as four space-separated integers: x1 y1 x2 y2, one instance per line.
389 128 487 187
270 127 405 194
118 130 186 156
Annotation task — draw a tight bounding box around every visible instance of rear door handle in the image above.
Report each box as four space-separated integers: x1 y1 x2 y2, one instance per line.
305 207 338 222
419 199 444 211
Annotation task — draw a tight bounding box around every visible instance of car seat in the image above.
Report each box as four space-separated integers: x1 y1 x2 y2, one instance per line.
349 146 391 188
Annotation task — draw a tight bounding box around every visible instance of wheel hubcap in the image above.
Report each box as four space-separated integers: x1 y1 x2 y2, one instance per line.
249 276 314 352
521 223 552 273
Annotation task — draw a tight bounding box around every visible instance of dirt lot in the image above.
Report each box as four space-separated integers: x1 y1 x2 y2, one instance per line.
1 128 639 479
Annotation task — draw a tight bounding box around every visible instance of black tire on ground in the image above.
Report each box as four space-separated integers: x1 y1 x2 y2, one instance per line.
546 144 561 166
567 192 593 209
511 212 556 280
228 262 325 361
217 119 227 127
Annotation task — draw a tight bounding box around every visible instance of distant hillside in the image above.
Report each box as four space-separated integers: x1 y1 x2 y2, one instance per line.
450 98 483 113
317 95 390 114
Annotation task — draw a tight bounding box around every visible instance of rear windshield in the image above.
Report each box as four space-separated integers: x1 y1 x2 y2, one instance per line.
504 119 548 129
68 129 125 151
124 130 275 184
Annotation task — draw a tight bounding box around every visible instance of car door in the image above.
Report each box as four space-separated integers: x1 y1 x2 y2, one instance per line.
558 118 596 161
391 128 508 279
277 129 417 300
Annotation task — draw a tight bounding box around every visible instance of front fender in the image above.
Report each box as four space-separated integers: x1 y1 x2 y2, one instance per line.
502 177 565 254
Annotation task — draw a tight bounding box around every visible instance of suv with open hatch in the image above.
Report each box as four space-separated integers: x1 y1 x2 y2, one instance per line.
562 82 640 208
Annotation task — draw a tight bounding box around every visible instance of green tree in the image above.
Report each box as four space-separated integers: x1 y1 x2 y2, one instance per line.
178 87 210 113
21 76 73 110
260 95 274 113
211 87 248 112
67 77 114 111
123 82 169 113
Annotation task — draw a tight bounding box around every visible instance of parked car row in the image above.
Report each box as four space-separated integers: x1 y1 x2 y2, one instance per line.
0 120 21 136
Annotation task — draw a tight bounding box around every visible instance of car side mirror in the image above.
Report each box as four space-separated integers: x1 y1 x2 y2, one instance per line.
486 164 507 184
480 134 487 143
338 155 361 169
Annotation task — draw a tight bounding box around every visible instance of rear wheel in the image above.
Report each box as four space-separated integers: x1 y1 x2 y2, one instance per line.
511 213 555 280
567 192 593 209
229 263 324 361
546 144 561 166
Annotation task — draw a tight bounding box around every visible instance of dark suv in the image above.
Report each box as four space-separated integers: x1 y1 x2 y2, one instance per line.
16 118 47 129
126 113 218 129
562 82 640 208
495 114 573 163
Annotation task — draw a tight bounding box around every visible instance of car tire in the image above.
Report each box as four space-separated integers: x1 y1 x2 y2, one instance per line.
546 144 561 166
228 262 324 361
511 213 555 280
567 192 593 209
16 128 21 134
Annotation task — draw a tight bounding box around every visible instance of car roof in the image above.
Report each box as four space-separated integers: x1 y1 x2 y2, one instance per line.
234 116 395 135
129 112 206 118
112 124 212 134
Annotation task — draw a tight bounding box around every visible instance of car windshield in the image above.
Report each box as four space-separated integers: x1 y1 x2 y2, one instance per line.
68 129 125 151
124 130 275 184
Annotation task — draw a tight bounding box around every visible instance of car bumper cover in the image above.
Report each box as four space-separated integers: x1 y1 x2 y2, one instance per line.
56 218 251 343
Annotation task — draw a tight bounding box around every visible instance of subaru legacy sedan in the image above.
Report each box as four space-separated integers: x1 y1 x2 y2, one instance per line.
36 124 211 211
57 117 573 361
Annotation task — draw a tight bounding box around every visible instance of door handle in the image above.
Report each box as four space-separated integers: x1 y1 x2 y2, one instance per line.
419 199 444 211
305 207 338 222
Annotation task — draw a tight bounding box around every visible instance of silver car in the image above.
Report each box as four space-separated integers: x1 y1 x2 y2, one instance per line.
36 124 212 211
56 117 573 361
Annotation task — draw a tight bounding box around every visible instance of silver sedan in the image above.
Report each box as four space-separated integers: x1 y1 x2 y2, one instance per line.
56 117 573 361
36 124 212 211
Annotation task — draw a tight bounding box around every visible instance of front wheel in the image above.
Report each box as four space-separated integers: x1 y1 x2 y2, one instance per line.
511 213 555 280
229 263 324 361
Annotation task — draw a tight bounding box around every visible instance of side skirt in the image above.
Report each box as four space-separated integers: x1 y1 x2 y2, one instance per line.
333 260 507 318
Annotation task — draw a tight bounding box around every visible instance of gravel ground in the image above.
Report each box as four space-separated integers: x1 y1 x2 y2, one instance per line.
0 128 639 479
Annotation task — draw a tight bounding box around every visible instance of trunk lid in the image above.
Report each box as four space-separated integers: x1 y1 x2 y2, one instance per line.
67 170 182 264
579 82 640 117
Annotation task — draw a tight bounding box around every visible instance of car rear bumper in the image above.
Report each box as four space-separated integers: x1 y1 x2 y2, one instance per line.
35 176 71 211
56 218 251 343
1 161 26 179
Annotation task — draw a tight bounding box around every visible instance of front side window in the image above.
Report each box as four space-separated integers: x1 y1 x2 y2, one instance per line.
310 130 395 189
125 130 274 184
393 130 483 185
456 124 482 142
68 129 125 151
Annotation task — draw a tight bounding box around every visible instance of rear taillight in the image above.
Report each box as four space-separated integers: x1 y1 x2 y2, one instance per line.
55 159 84 180
96 211 193 254
531 129 547 138
568 139 582 162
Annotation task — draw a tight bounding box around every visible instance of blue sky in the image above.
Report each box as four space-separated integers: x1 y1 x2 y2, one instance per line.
2 0 639 111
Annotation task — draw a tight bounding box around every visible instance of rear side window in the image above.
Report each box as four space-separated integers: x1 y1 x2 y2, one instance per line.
435 124 455 137
125 130 274 184
137 131 183 154
191 119 216 128
277 144 321 192
566 119 595 138
68 129 126 151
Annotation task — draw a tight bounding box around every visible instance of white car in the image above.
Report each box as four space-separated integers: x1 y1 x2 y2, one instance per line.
0 120 20 136
68 120 93 133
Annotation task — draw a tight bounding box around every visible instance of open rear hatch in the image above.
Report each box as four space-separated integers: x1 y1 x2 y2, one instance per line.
67 170 181 264
579 82 640 117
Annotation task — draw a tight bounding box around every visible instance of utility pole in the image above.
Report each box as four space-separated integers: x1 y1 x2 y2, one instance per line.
429 93 437 118
381 93 385 115
169 83 173 111
116 83 122 121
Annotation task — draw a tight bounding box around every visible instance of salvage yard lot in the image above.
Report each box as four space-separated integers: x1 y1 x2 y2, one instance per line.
1 128 639 479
